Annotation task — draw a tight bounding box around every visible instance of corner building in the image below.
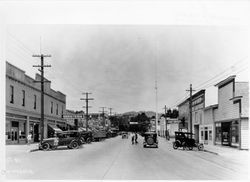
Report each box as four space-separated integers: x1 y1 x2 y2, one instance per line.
6 62 66 144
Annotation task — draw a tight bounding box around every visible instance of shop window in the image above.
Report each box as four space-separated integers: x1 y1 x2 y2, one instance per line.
215 123 221 143
19 122 26 139
209 130 212 140
6 121 11 140
231 121 239 146
10 85 14 103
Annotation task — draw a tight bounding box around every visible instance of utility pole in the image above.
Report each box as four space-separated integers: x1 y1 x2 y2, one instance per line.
99 107 107 127
80 92 94 131
163 105 168 138
33 54 51 142
186 84 196 135
108 107 113 116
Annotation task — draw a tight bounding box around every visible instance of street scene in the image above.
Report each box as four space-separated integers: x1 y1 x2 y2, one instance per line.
1 4 250 180
5 135 249 180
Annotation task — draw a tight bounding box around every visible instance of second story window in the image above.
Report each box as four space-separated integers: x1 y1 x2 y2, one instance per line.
34 95 37 109
10 85 14 104
51 101 53 114
56 104 58 115
22 90 25 106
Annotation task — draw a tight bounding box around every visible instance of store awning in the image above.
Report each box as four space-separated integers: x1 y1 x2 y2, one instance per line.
48 124 62 132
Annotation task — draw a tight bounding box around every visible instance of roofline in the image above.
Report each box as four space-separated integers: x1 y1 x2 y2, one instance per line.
214 75 236 87
6 61 25 73
177 89 205 107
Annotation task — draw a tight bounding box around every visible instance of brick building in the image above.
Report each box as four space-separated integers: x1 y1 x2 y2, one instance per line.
6 62 66 144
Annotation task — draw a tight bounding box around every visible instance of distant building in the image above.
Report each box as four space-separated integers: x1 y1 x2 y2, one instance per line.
159 116 179 138
6 62 66 144
63 110 85 129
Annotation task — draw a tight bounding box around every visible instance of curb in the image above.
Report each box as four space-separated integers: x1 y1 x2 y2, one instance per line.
29 149 40 153
204 149 219 155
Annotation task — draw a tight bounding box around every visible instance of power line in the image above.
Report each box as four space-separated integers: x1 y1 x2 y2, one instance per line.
7 31 36 55
193 56 248 90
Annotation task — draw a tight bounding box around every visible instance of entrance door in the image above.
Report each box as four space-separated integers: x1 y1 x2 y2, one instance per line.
194 125 199 142
221 122 231 146
34 124 40 142
11 127 19 144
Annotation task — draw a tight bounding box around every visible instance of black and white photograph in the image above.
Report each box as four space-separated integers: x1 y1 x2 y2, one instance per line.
0 0 249 181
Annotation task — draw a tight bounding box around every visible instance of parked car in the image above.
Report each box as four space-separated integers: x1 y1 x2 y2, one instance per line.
172 131 204 151
78 131 93 144
143 132 158 148
39 130 83 151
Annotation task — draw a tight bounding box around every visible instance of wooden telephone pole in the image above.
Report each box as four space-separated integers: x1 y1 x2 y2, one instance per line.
33 54 51 142
186 84 196 135
80 92 94 131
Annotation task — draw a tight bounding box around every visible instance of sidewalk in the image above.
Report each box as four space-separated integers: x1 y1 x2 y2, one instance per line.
6 143 39 153
159 136 249 156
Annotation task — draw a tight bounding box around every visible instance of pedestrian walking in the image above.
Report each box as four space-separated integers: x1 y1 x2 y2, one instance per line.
135 132 138 144
131 135 135 145
27 132 32 145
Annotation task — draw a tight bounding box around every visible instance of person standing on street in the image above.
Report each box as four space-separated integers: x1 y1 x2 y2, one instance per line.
131 135 135 145
135 132 138 144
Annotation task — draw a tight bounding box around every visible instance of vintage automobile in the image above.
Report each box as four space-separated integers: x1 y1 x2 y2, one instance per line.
172 131 204 151
78 131 93 144
143 131 158 148
39 130 83 151
121 132 128 139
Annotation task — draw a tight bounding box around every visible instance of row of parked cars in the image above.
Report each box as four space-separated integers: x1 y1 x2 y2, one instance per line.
39 129 117 151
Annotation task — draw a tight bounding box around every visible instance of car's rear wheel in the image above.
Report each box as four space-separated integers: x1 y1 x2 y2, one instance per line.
173 142 178 149
86 138 92 144
42 143 50 151
70 141 79 149
198 144 204 151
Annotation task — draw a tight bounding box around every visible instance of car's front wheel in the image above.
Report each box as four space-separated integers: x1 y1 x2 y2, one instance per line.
70 141 79 149
42 143 50 151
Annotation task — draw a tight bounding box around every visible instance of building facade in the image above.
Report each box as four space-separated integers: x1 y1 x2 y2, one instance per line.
214 75 249 149
6 62 66 144
177 90 205 142
200 104 218 145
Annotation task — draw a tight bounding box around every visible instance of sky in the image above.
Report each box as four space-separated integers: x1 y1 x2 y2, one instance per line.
5 25 249 113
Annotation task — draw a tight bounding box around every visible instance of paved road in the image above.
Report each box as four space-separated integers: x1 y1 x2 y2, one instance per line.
5 135 249 180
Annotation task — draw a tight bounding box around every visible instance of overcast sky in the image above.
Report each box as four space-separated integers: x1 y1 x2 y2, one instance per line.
5 25 249 114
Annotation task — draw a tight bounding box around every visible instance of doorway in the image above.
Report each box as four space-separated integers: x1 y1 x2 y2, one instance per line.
221 122 231 146
34 124 40 142
11 121 19 144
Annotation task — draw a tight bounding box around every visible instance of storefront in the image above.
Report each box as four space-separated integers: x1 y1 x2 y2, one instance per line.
200 125 213 145
214 120 240 147
6 113 27 144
